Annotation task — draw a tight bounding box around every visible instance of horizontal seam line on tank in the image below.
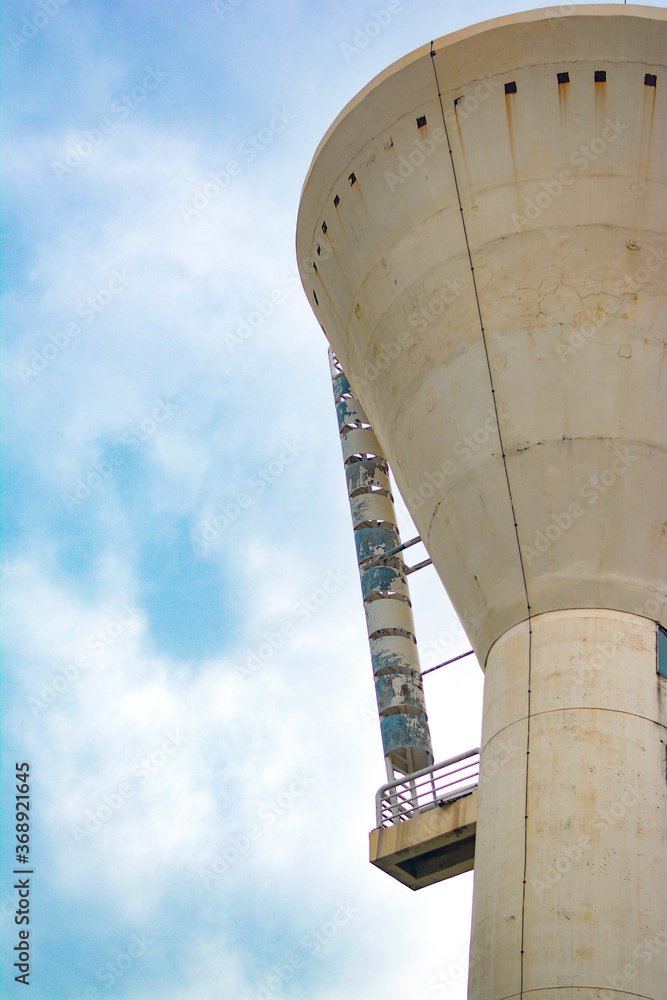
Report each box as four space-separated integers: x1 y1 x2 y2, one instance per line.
504 436 658 450
429 54 661 103
494 988 659 1000
483 705 667 746
484 609 661 659
434 50 662 76
419 447 664 493
308 144 666 258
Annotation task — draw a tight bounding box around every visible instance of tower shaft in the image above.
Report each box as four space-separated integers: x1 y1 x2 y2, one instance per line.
471 609 665 999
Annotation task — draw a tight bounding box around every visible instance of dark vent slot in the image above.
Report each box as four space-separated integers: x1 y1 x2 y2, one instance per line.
594 70 606 82
313 290 318 306
645 73 657 87
557 72 570 84
333 194 340 207
505 81 517 94
348 172 356 185
416 115 427 128
321 221 327 234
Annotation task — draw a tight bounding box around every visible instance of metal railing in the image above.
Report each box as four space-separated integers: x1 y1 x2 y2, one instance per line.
375 748 480 828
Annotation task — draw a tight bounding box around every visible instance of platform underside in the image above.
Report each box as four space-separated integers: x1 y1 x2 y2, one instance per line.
369 789 477 890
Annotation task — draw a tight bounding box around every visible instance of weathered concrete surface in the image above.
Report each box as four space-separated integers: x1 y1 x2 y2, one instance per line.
370 789 477 890
298 6 667 998
471 610 666 1000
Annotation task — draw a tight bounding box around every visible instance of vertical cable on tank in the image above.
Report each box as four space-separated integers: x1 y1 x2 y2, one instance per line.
429 44 534 998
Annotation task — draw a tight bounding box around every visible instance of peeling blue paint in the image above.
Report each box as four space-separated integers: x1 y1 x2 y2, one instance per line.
371 648 416 674
346 459 390 494
330 349 434 774
355 525 400 561
375 673 426 713
336 398 367 430
361 565 405 599
333 373 350 400
381 714 433 760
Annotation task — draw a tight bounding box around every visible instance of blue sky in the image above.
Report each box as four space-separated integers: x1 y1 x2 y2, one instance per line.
2 2 650 998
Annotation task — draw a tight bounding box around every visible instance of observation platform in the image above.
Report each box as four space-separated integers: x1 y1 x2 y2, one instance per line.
369 750 479 890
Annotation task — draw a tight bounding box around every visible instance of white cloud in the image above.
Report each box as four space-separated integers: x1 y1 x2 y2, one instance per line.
0 2 512 996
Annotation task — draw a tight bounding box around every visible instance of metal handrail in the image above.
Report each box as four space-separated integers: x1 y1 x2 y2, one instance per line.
375 748 480 828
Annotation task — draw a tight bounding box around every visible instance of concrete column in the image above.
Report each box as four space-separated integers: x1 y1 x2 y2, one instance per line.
468 609 667 1000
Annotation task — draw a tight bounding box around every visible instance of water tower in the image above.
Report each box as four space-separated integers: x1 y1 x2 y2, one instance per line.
298 5 667 997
